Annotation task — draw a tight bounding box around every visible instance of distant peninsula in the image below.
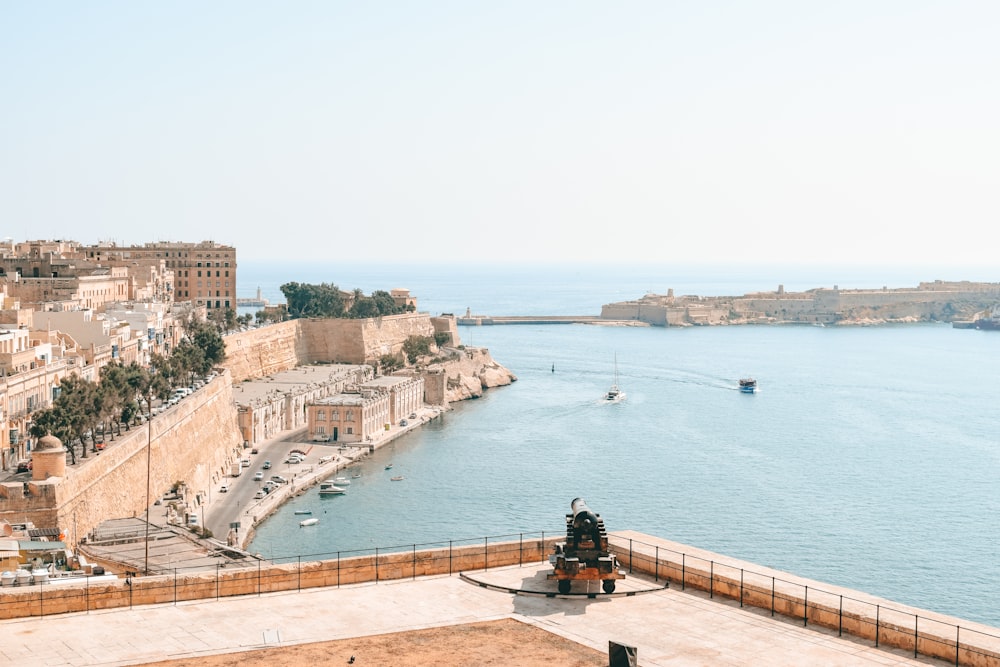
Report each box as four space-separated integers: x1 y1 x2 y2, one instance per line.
599 280 1000 327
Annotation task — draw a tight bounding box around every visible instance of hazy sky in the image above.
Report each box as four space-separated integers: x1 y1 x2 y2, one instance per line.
2 2 998 264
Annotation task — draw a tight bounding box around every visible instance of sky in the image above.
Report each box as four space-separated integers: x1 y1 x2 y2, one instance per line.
2 2 999 265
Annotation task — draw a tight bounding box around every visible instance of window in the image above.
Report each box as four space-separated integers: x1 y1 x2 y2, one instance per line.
346 410 354 422
317 410 326 421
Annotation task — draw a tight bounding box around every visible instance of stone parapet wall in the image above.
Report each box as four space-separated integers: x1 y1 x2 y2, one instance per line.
0 536 557 620
613 531 1000 667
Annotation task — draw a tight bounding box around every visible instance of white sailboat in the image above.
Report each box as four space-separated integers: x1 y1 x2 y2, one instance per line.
605 354 626 402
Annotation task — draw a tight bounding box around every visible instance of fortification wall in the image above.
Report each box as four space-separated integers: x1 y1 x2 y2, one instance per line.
0 376 242 547
225 314 440 382
223 321 304 383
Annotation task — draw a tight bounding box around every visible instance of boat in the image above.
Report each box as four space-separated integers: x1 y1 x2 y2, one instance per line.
319 481 347 495
299 517 319 527
605 354 626 402
333 477 351 485
385 464 393 470
294 510 312 515
391 476 404 481
739 378 757 394
351 473 362 478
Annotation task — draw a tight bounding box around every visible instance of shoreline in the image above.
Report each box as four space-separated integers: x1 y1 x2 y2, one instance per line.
204 405 447 552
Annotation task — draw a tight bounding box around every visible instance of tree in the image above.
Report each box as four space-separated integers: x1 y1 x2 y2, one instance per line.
402 335 433 364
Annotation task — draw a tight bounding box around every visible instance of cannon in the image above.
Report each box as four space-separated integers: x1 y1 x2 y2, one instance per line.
547 498 625 594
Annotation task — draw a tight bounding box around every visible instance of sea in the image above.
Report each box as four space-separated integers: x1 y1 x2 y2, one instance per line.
238 260 1000 628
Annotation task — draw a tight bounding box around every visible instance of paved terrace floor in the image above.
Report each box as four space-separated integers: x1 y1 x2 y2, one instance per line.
0 561 952 667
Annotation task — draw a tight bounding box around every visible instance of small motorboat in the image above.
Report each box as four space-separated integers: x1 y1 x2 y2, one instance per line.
333 477 351 485
351 473 362 478
739 378 757 394
385 464 393 470
391 476 404 481
299 518 319 527
294 510 312 515
319 481 347 495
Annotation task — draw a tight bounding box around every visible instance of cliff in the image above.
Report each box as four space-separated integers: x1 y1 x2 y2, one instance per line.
425 347 517 402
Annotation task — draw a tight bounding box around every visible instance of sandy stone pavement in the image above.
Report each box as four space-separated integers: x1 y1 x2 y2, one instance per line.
137 618 607 667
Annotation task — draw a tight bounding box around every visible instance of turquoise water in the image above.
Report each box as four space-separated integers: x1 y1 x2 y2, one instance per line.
242 262 1000 627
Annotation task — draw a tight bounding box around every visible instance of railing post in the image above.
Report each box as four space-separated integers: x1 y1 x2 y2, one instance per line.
955 626 960 666
771 577 775 616
375 548 380 582
682 554 686 591
710 561 714 598
838 595 843 636
875 605 880 648
297 556 301 591
655 546 659 582
803 586 808 626
519 534 523 566
484 537 489 570
739 569 744 607
914 616 919 658
337 552 341 588
412 545 417 581
629 539 634 574
448 541 452 576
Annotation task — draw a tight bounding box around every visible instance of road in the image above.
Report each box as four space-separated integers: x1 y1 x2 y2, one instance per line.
205 428 316 541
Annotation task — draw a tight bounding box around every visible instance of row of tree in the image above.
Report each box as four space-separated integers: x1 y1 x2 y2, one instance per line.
280 282 415 319
28 319 227 465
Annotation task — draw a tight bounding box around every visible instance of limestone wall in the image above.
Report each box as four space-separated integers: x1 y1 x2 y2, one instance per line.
0 376 243 547
225 314 439 383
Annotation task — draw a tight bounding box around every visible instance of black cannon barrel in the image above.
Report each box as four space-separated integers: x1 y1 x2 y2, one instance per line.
570 497 601 545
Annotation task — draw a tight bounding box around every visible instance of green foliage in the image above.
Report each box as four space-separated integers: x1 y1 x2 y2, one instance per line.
282 282 408 319
402 335 433 363
434 331 451 347
379 353 403 373
281 282 346 318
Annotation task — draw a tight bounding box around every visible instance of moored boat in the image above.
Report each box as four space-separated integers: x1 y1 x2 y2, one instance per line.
294 510 312 515
319 481 347 495
391 476 404 481
739 378 757 394
299 517 319 527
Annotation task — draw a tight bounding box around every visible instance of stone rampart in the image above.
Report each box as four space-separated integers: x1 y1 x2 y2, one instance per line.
0 376 243 547
225 314 440 383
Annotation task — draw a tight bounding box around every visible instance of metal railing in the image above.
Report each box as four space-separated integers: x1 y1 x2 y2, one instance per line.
1 531 998 666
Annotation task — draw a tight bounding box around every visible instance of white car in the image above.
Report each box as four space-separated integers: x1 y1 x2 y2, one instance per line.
253 471 264 481
219 484 229 493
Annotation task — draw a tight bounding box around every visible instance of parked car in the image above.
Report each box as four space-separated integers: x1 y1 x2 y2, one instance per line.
313 434 330 442
254 489 265 499
251 447 259 454
400 419 408 427
263 460 272 469
16 460 31 473
409 412 417 419
270 475 288 485
253 471 264 481
240 458 250 467
219 483 229 493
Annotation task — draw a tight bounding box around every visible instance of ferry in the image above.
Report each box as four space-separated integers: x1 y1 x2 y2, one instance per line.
739 378 757 394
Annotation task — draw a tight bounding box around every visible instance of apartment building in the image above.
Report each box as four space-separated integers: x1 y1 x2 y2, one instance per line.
74 241 236 311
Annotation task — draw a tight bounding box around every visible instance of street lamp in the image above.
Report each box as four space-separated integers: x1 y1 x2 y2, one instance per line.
144 403 153 575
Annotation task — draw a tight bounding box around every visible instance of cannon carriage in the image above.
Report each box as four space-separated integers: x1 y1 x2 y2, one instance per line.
548 498 626 594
